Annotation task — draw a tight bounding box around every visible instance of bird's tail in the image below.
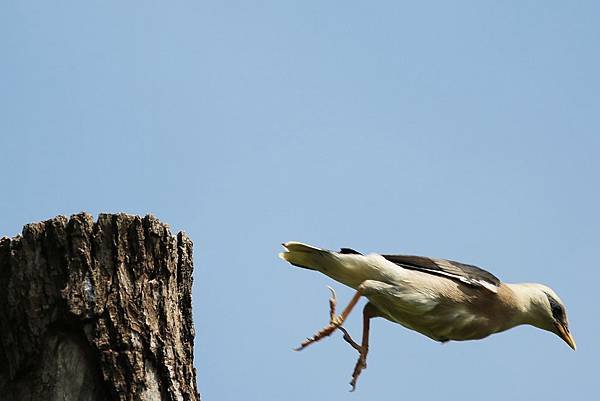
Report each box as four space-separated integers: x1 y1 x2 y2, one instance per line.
279 242 368 289
278 241 331 271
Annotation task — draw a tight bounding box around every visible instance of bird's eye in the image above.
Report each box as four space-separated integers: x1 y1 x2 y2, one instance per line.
547 295 565 322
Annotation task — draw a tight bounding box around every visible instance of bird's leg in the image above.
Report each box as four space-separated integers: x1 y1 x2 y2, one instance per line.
295 288 363 351
328 286 362 352
349 303 379 392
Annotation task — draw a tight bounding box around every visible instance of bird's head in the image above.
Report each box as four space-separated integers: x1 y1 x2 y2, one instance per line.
517 283 576 350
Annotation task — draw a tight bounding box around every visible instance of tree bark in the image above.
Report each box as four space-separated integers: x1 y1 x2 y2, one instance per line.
0 213 200 401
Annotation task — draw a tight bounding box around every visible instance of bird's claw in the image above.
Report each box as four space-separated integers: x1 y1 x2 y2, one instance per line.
349 354 368 392
294 287 369 390
327 286 336 320
294 316 344 351
294 286 345 351
339 326 362 353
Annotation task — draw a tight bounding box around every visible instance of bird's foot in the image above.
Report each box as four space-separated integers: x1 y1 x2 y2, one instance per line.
328 286 337 321
349 351 368 392
294 317 344 351
294 287 345 351
339 326 362 354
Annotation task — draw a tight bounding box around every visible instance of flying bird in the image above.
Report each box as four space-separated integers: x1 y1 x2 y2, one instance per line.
279 242 575 391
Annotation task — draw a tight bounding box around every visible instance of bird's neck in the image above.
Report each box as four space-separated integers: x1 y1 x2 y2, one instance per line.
504 283 547 328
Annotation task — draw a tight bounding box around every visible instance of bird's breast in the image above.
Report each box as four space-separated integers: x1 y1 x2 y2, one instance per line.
371 296 514 342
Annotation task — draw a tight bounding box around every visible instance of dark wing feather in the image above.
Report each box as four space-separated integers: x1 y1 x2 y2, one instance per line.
382 254 501 292
339 248 362 255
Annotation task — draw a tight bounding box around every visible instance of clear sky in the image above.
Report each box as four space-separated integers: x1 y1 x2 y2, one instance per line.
1 2 599 400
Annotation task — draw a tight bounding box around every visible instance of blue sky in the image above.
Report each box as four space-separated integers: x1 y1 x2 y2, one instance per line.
1 2 599 400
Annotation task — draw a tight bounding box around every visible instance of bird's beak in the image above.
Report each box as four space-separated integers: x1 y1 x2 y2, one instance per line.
555 322 576 350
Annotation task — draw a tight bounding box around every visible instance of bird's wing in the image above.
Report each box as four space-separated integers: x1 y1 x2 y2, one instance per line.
381 254 501 293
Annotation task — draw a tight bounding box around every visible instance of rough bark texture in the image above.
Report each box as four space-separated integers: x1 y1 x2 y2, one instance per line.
0 213 200 401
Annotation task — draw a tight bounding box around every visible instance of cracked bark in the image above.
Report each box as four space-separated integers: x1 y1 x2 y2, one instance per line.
0 213 200 401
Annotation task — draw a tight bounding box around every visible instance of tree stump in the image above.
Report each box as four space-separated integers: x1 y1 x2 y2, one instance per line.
0 213 200 401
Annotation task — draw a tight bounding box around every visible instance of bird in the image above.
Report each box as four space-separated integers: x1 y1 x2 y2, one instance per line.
279 241 575 391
